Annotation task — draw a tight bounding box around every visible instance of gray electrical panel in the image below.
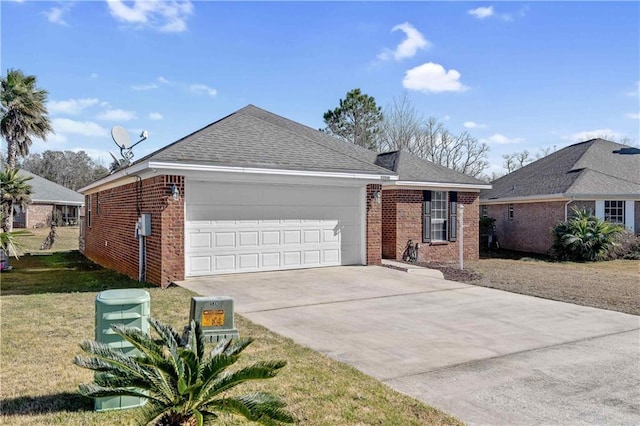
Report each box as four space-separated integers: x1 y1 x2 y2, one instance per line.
189 296 239 342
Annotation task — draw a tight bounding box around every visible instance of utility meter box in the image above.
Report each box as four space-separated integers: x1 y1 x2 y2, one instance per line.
95 289 150 412
189 296 239 342
137 213 151 236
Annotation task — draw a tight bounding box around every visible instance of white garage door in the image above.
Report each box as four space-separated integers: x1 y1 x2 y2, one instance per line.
185 181 363 276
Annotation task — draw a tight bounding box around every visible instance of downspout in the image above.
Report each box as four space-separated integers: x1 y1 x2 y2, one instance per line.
564 197 574 221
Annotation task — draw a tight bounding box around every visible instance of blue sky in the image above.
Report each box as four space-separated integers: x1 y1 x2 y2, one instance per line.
2 1 639 175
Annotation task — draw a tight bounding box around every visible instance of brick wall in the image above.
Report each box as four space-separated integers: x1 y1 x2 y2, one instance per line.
27 204 54 228
82 175 185 287
381 189 479 262
485 201 567 253
366 184 382 265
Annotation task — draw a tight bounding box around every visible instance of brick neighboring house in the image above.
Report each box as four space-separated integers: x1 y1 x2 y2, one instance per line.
79 105 490 287
13 170 84 228
480 139 640 254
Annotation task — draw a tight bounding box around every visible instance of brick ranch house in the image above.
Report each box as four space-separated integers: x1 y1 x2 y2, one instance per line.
13 169 84 228
79 105 490 287
480 139 639 254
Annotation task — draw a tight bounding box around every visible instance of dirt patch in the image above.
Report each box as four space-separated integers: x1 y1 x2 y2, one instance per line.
403 257 639 316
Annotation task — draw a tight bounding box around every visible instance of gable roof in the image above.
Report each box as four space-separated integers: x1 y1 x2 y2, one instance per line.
138 105 390 175
375 150 489 187
481 139 640 201
18 170 84 205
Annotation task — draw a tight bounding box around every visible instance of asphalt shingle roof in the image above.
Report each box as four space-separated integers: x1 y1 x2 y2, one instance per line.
18 170 84 205
141 105 390 175
481 139 640 200
375 150 488 185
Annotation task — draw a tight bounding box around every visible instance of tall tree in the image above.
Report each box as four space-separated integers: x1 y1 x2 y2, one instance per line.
1 69 53 169
22 150 108 190
379 93 490 178
0 168 32 232
323 88 383 150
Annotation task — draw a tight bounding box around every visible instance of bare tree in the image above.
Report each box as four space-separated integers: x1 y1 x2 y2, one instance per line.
378 94 490 178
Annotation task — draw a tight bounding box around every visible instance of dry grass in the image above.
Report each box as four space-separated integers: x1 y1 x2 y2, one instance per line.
0 252 460 425
463 256 640 315
12 226 79 254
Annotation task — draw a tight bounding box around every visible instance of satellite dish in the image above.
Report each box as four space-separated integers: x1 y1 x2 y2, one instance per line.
111 126 131 149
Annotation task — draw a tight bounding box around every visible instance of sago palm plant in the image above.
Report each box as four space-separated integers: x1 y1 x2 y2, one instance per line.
74 318 293 425
551 207 622 261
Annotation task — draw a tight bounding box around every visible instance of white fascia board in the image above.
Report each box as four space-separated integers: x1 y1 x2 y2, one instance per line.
33 200 84 206
564 193 640 200
148 161 398 182
78 161 151 194
383 180 491 191
480 194 568 204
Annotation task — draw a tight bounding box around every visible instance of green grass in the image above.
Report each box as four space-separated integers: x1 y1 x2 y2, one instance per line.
0 252 461 425
10 225 79 254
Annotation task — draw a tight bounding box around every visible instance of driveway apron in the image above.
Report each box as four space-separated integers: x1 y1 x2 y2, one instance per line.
177 266 640 425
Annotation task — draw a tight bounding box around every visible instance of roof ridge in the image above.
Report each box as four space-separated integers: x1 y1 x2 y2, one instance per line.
572 167 640 185
238 106 394 175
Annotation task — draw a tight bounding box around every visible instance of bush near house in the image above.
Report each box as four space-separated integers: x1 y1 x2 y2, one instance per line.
551 208 623 261
605 230 640 260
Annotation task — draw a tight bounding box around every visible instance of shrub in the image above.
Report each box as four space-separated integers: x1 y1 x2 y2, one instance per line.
74 317 293 425
551 208 623 261
604 230 640 260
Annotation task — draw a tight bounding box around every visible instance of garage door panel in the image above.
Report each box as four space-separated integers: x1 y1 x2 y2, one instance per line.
186 182 363 276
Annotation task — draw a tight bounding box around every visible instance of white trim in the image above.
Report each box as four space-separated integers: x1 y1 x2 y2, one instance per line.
595 200 605 220
359 186 367 265
624 200 635 233
79 160 397 193
384 181 490 191
482 193 640 205
31 200 84 206
149 161 397 181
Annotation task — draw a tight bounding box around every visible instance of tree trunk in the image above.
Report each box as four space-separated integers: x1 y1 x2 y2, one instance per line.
1 202 14 233
6 141 19 170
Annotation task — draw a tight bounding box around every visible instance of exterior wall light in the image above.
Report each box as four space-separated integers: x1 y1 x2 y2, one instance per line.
171 184 180 201
373 190 381 204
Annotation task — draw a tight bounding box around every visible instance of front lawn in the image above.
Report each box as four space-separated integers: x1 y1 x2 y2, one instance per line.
423 253 640 316
0 252 460 425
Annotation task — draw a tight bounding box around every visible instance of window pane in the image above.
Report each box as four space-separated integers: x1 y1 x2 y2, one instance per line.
430 191 448 240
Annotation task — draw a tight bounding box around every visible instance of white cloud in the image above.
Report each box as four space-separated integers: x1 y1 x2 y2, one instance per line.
626 112 640 120
463 121 487 129
468 5 524 22
52 118 108 137
148 112 164 120
377 22 431 61
189 84 217 97
106 0 194 33
468 6 494 19
132 83 158 91
45 5 71 26
566 129 626 141
48 98 99 115
403 62 468 93
157 76 171 84
96 109 137 121
481 133 524 144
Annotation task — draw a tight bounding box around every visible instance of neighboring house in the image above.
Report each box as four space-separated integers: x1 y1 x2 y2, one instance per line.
79 105 490 287
480 139 640 254
13 170 84 228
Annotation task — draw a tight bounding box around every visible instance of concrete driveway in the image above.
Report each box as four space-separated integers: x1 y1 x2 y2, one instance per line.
177 266 640 425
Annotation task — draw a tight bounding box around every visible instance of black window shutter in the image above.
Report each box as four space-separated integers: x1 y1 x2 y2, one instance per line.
449 191 457 242
423 190 431 243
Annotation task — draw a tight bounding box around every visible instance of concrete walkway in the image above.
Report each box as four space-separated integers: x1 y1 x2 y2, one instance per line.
177 266 640 425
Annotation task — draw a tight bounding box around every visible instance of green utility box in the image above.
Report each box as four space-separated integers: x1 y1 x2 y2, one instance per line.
94 289 150 411
189 296 239 342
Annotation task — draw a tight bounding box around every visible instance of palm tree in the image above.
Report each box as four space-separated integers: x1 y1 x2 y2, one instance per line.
1 68 53 169
0 168 33 232
74 318 294 426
